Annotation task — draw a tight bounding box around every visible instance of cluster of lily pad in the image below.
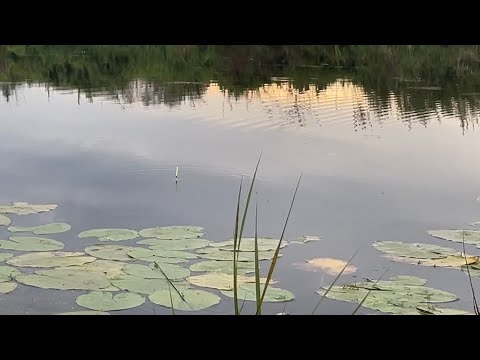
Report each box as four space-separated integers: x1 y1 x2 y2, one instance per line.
318 225 480 314
317 275 471 315
0 202 310 314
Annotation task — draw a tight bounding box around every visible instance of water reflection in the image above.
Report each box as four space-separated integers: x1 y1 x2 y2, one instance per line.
3 77 480 133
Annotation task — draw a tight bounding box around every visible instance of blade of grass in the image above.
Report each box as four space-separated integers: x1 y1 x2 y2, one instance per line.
234 153 261 315
352 268 389 315
237 153 262 251
254 202 261 314
154 262 192 311
461 231 479 315
239 291 248 314
311 249 359 315
256 173 302 315
167 283 175 315
232 177 243 315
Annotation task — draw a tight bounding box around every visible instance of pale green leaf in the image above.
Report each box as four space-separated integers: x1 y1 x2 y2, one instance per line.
7 252 95 268
139 226 205 239
149 288 220 311
76 291 145 311
8 223 71 235
0 236 64 251
78 228 138 242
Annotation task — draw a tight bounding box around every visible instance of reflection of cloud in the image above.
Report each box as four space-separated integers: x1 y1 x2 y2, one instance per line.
295 258 357 275
3 82 480 192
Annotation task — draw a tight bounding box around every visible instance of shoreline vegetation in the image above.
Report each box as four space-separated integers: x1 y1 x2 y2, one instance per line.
1 45 480 129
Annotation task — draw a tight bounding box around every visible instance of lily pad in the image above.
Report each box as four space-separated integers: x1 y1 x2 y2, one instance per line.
139 238 211 251
0 214 11 226
0 265 21 282
386 254 479 268
110 274 189 295
0 253 13 262
190 260 255 274
127 248 197 261
291 235 322 244
149 288 220 311
210 238 286 252
78 228 139 242
84 245 137 261
316 276 460 315
0 202 57 215
221 283 295 302
56 311 110 315
389 275 427 286
8 223 71 235
196 248 277 262
76 291 145 311
0 236 64 251
416 304 472 315
372 241 460 259
123 263 190 280
427 230 480 246
7 252 96 268
462 263 480 277
56 260 128 279
139 226 205 239
0 282 17 293
16 269 111 290
187 272 273 291
295 258 357 275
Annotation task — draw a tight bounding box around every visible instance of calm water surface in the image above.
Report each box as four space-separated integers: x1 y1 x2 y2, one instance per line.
1 72 480 314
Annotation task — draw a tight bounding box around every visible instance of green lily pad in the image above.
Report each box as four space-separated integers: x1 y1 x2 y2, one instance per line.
187 272 271 291
110 274 190 295
16 269 111 290
462 263 480 277
416 305 472 315
149 288 221 311
0 236 64 251
138 238 211 251
127 248 197 261
316 276 460 315
0 202 57 215
0 282 17 293
210 238 286 252
386 254 479 268
55 260 128 279
76 291 145 311
7 252 96 268
123 263 190 280
84 245 137 261
388 275 427 286
56 311 110 315
0 214 11 226
0 265 21 282
372 241 460 259
190 260 255 274
427 230 480 246
78 228 139 242
139 226 205 239
291 235 322 244
298 235 322 243
221 283 295 302
196 248 277 261
0 253 13 262
8 223 71 235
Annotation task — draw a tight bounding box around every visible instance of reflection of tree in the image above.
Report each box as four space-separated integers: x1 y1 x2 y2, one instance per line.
2 45 480 132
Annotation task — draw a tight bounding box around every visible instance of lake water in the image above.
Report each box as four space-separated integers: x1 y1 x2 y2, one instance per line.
1 54 480 314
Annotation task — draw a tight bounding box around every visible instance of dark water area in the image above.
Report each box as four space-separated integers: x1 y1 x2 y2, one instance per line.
1 45 480 314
